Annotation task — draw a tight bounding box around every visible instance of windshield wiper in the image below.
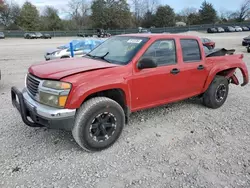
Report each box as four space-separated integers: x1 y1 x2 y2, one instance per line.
85 53 93 57
86 52 111 63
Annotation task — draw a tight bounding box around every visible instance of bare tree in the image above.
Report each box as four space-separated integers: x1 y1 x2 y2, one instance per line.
219 8 234 21
220 0 250 22
145 0 159 13
130 0 158 26
237 0 250 21
179 7 197 23
67 0 91 29
180 7 197 17
0 0 20 27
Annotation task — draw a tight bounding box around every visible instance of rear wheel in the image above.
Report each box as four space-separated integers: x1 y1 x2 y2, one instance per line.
202 76 229 109
72 97 125 152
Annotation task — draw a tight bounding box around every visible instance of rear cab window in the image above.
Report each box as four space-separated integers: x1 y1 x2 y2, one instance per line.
180 39 202 62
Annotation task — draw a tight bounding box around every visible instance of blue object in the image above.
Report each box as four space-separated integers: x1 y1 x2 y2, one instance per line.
70 42 74 57
59 39 105 55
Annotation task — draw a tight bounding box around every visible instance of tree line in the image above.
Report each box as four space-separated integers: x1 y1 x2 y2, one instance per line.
0 0 250 31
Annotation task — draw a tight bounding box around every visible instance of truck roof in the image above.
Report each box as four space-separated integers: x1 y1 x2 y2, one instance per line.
118 33 200 40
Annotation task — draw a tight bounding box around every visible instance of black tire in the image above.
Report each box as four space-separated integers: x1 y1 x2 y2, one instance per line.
61 56 70 59
247 48 250 53
72 97 125 152
202 76 229 109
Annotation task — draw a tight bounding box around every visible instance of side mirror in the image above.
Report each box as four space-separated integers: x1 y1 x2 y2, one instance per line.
137 58 157 70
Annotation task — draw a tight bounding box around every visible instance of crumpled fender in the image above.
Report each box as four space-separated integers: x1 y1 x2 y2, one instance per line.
65 77 131 109
202 62 249 93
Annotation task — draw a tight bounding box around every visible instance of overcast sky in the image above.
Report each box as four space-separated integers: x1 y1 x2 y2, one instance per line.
15 0 243 18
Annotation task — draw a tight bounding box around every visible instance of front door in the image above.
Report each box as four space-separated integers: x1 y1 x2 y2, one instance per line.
131 39 184 111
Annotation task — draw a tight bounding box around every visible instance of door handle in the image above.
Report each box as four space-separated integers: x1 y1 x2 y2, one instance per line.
197 65 204 70
170 68 180 75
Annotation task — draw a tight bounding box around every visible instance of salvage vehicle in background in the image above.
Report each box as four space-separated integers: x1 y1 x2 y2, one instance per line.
138 27 151 33
207 28 217 33
0 32 5 39
234 26 243 32
242 26 250 31
11 34 249 152
42 33 52 39
216 27 225 33
242 35 250 46
77 32 85 37
96 28 111 38
201 37 215 49
44 38 104 60
24 33 37 39
24 32 51 39
35 32 43 39
223 26 236 32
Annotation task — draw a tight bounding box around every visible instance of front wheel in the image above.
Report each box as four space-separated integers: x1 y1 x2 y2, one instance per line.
72 97 125 152
202 76 229 109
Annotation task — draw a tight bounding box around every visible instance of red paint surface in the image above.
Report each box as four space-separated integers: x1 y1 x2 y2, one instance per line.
203 41 215 48
28 34 249 111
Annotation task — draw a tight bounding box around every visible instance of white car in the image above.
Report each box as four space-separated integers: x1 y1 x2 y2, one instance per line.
234 26 243 32
44 38 105 61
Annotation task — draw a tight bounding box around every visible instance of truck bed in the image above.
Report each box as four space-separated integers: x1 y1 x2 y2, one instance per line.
205 48 236 57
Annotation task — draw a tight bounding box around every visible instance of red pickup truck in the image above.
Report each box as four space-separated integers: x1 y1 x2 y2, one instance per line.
11 34 249 152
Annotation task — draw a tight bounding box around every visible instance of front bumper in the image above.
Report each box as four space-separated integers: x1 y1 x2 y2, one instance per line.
242 41 250 46
11 87 76 131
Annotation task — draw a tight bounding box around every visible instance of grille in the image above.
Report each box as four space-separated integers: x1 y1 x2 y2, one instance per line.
26 74 41 97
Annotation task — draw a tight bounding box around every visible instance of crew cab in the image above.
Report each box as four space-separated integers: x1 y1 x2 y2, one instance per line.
11 34 249 152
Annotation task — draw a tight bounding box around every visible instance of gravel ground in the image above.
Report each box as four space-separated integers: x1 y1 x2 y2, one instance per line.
0 33 250 188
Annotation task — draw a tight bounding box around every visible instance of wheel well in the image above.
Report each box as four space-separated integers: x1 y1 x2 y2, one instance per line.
61 56 70 58
215 68 235 80
216 68 236 76
84 89 130 123
215 68 238 84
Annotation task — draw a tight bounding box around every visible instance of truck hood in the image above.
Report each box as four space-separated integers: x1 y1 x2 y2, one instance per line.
28 57 120 80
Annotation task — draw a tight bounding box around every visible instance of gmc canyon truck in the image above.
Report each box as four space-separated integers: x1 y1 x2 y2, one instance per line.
11 34 249 152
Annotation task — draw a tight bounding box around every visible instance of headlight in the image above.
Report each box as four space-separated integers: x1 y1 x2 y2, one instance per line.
39 80 71 108
42 80 71 90
39 91 69 108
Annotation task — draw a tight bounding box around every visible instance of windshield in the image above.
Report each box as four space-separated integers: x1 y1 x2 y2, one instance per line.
87 36 149 65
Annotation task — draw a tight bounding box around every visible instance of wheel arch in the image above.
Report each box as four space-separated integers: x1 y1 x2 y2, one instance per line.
202 67 237 93
76 87 130 123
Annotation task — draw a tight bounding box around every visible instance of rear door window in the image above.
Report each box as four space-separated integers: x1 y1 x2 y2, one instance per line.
180 39 201 62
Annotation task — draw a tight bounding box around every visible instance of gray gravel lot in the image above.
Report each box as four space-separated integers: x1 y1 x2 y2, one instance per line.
0 33 250 188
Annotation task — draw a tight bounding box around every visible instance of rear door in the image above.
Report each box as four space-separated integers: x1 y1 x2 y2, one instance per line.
179 38 209 96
